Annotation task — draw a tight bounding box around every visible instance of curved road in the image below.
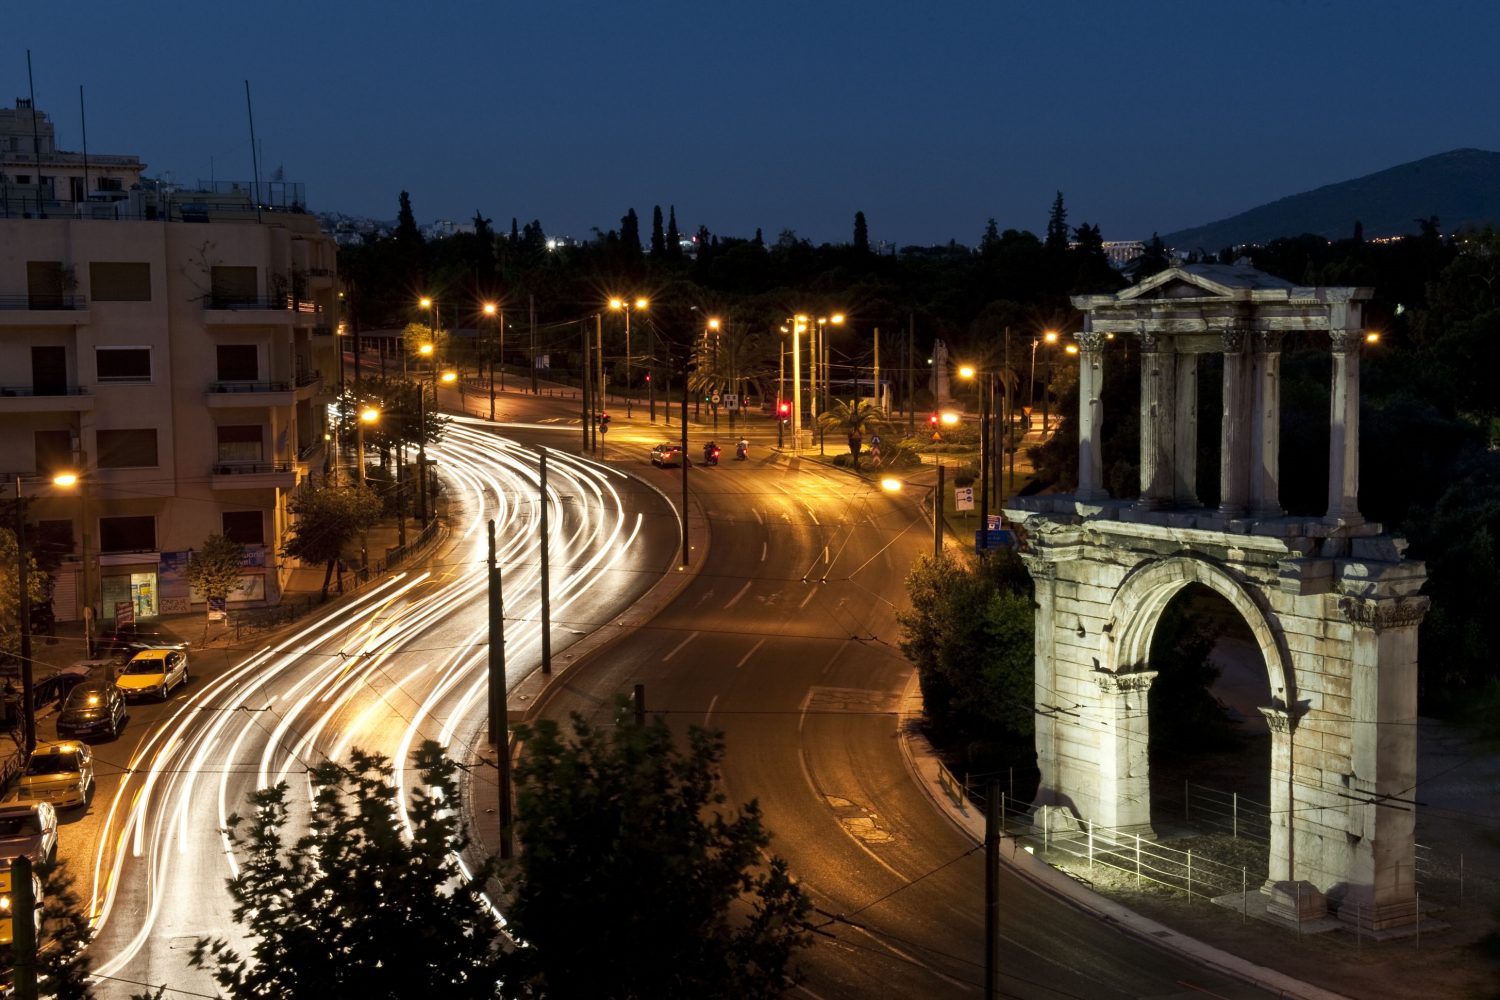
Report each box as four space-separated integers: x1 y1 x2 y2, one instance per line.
533 445 1279 999
63 416 678 998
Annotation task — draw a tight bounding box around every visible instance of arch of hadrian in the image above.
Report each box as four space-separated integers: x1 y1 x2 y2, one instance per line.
1003 264 1427 932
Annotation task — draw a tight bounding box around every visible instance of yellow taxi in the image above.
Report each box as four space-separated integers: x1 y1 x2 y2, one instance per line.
115 646 189 701
9 741 94 809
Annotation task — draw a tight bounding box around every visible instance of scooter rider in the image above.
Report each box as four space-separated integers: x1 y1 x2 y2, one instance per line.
704 440 720 464
735 437 749 460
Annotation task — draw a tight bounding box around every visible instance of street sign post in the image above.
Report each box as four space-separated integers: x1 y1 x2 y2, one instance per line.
724 393 738 411
954 486 975 511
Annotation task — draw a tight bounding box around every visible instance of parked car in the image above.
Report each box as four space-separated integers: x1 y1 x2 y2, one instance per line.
8 741 94 809
650 443 688 467
115 647 189 701
98 624 176 661
56 681 127 741
0 801 57 867
0 662 95 715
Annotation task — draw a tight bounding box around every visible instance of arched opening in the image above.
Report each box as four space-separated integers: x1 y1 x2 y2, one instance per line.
1145 582 1272 850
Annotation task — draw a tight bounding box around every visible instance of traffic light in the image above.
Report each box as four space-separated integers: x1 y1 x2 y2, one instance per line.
598 412 611 434
777 399 791 422
929 412 940 428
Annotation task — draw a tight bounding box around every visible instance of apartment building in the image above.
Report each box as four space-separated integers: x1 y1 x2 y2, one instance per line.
0 101 338 626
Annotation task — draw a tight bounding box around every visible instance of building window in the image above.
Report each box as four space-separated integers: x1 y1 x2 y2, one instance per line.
95 347 152 382
99 515 155 553
216 425 263 464
34 429 73 475
96 177 122 192
216 345 259 382
89 262 151 302
210 266 258 306
222 511 265 545
97 428 159 468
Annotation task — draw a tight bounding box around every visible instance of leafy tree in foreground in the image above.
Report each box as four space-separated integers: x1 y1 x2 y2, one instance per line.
186 742 502 1000
184 533 244 623
282 483 382 598
502 708 810 998
0 523 46 665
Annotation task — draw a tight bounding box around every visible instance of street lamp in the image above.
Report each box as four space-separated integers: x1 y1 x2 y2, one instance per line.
881 472 944 558
483 301 503 411
356 407 380 488
786 316 808 453
609 296 648 419
1028 330 1058 432
958 365 1000 551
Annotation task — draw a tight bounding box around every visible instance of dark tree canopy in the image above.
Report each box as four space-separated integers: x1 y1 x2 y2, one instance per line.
650 205 666 256
1044 191 1069 253
853 210 869 253
501 708 811 998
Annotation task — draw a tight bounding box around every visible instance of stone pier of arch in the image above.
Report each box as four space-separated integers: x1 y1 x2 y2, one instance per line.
1004 264 1428 933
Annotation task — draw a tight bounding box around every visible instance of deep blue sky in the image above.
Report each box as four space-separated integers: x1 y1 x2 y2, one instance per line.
11 1 1499 246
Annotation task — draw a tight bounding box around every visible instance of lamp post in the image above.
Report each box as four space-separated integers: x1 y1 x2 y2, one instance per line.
483 301 502 416
11 473 36 754
1029 330 1058 434
355 407 379 488
609 296 648 419
881 471 944 558
959 365 999 551
788 316 806 454
50 470 92 656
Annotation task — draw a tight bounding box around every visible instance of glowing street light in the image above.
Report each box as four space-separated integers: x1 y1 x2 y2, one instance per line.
356 407 380 487
609 296 649 418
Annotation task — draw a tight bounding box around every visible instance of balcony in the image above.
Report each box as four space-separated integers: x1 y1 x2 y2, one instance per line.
210 460 298 491
293 369 322 400
0 385 94 413
206 380 294 408
202 294 295 328
0 293 90 327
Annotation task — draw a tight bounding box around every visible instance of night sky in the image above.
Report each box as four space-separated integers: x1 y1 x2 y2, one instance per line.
10 1 1499 246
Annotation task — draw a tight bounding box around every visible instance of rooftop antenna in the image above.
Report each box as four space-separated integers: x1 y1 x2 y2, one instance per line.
79 84 90 201
244 80 262 223
26 50 44 217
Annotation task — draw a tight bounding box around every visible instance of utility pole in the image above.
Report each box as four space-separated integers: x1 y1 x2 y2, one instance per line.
985 781 1000 1000
1004 327 1013 492
581 319 592 451
873 326 880 412
13 475 36 754
538 447 552 675
12 854 37 1000
680 349 690 567
487 520 513 860
907 313 915 436
596 313 606 445
415 381 428 526
529 293 538 395
934 462 945 557
649 320 657 422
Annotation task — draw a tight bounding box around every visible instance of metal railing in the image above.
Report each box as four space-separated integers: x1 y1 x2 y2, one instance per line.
0 294 87 310
208 380 292 393
294 369 321 388
1183 782 1272 844
206 295 293 311
211 461 293 476
0 385 89 397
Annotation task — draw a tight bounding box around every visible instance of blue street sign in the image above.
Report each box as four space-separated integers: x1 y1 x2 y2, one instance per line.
976 529 1016 551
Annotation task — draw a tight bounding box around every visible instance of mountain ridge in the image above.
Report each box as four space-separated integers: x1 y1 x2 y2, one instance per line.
1160 148 1500 250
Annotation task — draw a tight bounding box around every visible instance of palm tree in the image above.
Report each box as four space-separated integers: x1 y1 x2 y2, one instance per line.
817 398 888 470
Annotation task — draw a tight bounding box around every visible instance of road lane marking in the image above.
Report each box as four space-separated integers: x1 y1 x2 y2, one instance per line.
704 694 718 726
807 507 819 526
761 541 767 562
754 507 764 524
725 580 752 609
800 587 817 609
662 630 699 662
736 637 766 669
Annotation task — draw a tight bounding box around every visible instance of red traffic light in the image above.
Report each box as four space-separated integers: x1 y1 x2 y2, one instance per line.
929 412 940 426
777 400 791 417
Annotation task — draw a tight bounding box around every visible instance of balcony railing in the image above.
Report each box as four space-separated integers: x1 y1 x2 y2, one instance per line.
297 439 323 461
205 294 323 313
0 385 88 397
0 294 88 310
212 461 293 476
209 380 291 393
294 369 321 388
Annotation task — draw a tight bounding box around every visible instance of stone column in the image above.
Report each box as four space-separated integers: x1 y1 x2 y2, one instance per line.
1076 328 1108 502
1137 331 1175 508
1093 670 1156 831
1173 353 1199 505
1325 327 1363 525
1027 560 1062 808
1341 595 1427 931
1218 325 1252 517
1250 331 1285 518
1259 705 1301 893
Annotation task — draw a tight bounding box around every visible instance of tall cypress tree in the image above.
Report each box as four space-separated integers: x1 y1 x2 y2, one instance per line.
1045 191 1069 253
396 191 422 246
852 211 869 253
666 205 682 259
621 208 643 257
650 205 666 256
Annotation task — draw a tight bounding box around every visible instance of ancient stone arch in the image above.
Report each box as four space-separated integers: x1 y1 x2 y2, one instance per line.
1005 264 1427 932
